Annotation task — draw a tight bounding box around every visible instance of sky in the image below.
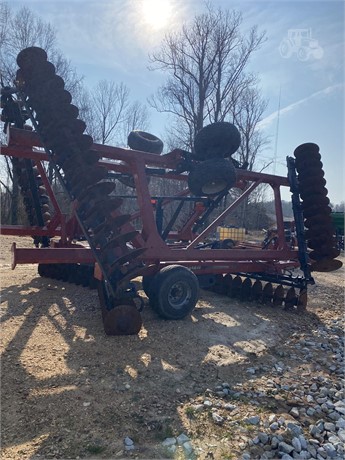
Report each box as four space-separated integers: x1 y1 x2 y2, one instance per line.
9 0 345 205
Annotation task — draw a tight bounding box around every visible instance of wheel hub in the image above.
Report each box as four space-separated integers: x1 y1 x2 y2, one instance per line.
168 282 191 308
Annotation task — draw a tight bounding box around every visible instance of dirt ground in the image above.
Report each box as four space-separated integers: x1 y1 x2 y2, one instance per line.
1 234 344 459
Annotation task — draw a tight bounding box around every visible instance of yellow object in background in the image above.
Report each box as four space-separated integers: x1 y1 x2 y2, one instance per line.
216 227 245 241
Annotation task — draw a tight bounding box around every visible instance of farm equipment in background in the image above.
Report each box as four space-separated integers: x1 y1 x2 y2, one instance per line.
0 47 342 335
331 212 344 251
262 221 297 250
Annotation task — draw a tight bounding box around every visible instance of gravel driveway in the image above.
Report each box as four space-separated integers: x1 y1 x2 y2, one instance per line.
1 235 344 459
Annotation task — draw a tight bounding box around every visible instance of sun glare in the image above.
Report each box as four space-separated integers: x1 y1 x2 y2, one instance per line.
141 0 172 30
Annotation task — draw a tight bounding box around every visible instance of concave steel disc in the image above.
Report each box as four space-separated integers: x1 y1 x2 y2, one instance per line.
297 166 324 181
273 285 285 306
294 142 320 158
297 289 308 311
304 213 333 228
17 46 48 68
77 181 115 201
311 258 343 272
299 178 327 195
300 185 328 199
230 275 242 298
102 304 142 336
100 231 139 251
241 278 252 300
302 195 330 209
262 282 273 304
284 287 297 309
309 247 340 260
252 280 263 301
303 204 331 219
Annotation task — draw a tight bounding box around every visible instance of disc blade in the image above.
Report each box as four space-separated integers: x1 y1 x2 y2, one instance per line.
230 275 242 298
311 258 343 272
223 274 233 296
102 304 142 336
262 282 273 304
109 248 147 271
294 142 320 159
212 274 227 295
252 280 263 301
297 289 308 311
302 195 330 209
273 285 285 306
309 248 340 260
241 278 252 300
100 231 139 251
284 287 297 309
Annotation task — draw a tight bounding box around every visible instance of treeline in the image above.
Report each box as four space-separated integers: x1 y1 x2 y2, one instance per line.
0 1 271 227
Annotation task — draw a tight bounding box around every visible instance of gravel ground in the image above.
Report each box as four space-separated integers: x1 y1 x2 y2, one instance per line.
0 235 344 460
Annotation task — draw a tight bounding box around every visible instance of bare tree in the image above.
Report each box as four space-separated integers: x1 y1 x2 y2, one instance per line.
148 4 266 154
0 3 82 90
121 101 149 146
85 80 129 145
82 80 150 147
0 2 83 224
231 85 269 171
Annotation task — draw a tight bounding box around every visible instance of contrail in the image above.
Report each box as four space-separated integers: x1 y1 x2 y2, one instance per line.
258 83 343 130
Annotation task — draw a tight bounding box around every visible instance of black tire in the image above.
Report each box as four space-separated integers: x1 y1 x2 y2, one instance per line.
193 122 241 160
150 265 199 319
142 274 156 298
128 130 163 154
188 158 237 196
221 238 235 249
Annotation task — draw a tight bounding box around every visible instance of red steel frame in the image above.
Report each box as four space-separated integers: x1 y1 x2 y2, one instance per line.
1 127 300 278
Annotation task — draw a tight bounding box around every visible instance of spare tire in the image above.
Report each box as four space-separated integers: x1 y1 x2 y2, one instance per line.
188 158 237 196
193 122 241 160
128 130 163 154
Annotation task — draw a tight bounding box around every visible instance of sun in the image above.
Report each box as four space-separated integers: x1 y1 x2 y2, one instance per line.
141 0 172 30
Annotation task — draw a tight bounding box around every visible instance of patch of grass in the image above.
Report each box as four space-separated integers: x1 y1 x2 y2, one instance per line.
220 453 236 460
154 422 176 441
238 421 257 432
185 406 196 419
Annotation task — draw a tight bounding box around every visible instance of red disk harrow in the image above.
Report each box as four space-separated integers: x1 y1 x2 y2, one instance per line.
0 47 342 335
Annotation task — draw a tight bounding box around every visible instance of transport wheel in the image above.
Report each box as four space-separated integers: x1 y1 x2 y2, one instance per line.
193 122 241 160
127 130 163 154
188 158 237 196
150 265 199 319
142 274 156 298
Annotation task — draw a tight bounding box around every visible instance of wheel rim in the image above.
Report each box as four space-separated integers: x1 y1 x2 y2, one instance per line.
168 281 192 309
202 179 227 195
